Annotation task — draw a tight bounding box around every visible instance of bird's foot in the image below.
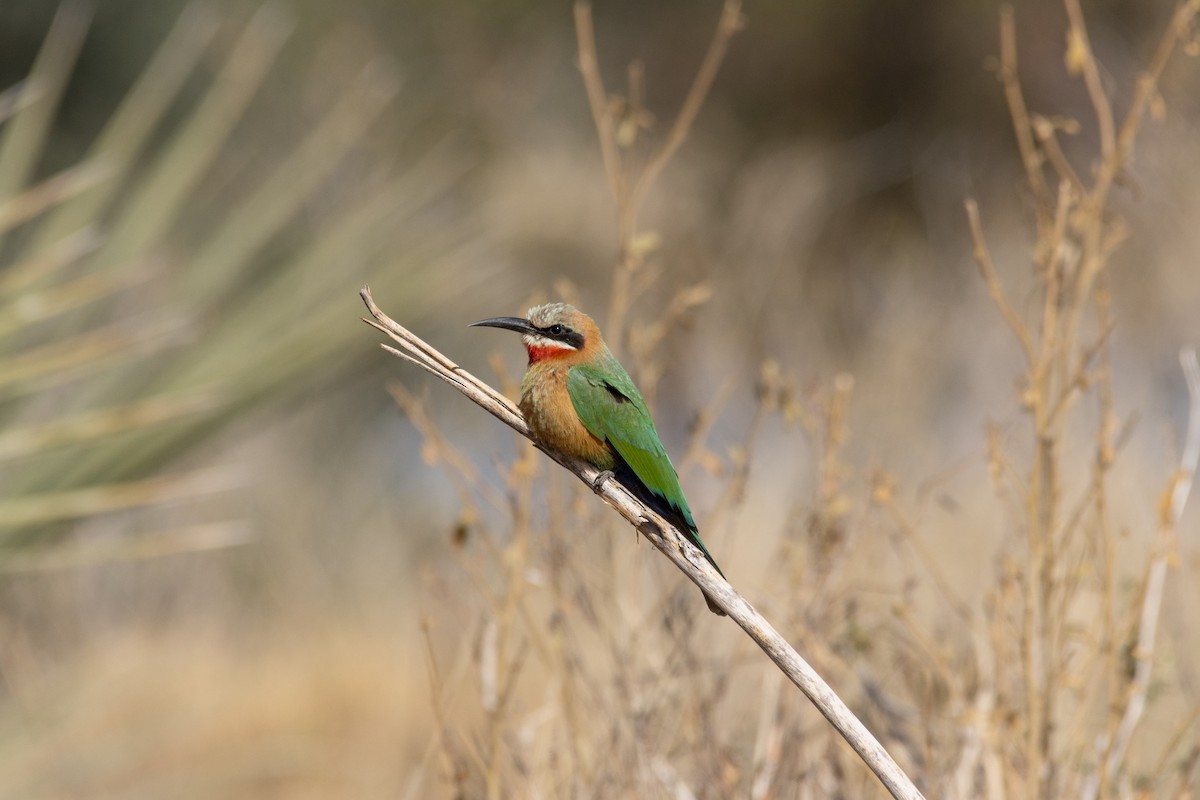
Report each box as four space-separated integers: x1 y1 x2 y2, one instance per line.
590 469 615 494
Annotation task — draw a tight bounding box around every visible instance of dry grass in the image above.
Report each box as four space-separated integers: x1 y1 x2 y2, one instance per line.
0 1 1199 798
397 2 1200 797
0 629 428 799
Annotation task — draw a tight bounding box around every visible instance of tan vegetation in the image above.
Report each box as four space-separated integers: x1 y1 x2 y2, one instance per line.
1 0 1199 798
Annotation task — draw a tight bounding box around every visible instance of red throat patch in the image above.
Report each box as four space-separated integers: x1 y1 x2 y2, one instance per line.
525 344 572 364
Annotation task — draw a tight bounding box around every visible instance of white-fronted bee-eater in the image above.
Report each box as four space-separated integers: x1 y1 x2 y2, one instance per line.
472 302 726 615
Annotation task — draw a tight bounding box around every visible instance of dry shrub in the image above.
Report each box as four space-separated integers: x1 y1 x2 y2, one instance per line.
400 2 1200 798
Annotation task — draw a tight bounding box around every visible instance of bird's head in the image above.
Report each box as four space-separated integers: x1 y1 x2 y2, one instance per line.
471 303 601 364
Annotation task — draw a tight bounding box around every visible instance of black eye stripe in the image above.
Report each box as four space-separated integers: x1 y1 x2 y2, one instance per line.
536 323 584 349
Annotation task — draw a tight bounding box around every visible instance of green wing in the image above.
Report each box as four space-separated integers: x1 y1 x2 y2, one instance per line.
566 359 724 585
566 358 697 531
568 357 726 588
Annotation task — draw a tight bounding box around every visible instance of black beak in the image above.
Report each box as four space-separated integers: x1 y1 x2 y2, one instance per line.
470 316 538 336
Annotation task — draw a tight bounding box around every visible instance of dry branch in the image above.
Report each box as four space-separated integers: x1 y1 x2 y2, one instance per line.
964 197 1035 366
574 0 743 346
998 5 1051 223
1080 347 1200 800
360 285 926 800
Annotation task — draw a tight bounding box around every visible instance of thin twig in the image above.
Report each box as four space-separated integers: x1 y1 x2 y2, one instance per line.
965 198 1036 366
1088 0 1200 212
1080 347 1200 800
1031 117 1086 197
573 1 623 205
627 0 743 218
574 1 742 348
1172 347 1200 518
998 6 1051 223
360 285 926 800
1063 0 1116 161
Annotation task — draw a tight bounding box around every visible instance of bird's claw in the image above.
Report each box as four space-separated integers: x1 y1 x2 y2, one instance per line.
591 469 615 494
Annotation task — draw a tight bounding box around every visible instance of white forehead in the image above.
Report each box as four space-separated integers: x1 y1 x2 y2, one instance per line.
526 303 576 328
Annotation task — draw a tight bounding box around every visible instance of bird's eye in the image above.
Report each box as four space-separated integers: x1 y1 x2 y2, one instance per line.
547 324 566 336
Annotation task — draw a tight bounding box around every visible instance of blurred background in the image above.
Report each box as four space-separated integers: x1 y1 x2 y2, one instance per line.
0 0 1197 797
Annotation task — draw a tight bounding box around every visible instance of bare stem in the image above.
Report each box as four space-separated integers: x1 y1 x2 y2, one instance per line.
573 1 624 207
964 197 1036 366
627 0 744 220
1080 348 1200 799
574 1 743 352
998 6 1051 228
1088 0 1200 213
360 285 927 800
1063 0 1116 161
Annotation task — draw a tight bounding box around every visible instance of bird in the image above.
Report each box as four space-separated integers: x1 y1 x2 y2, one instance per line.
471 302 727 616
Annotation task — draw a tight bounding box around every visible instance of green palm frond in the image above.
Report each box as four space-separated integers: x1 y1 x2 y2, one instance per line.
0 2 490 561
